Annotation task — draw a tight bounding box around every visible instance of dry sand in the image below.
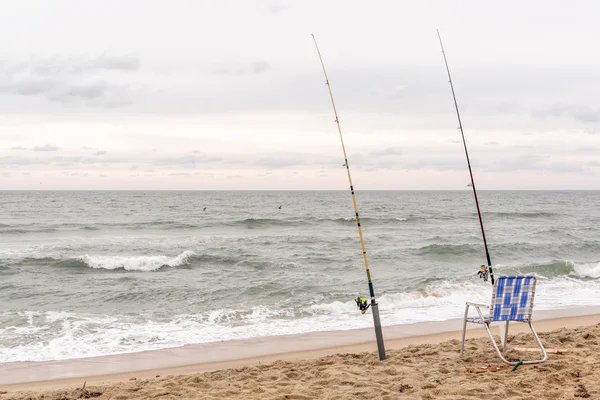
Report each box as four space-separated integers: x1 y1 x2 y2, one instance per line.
2 316 600 399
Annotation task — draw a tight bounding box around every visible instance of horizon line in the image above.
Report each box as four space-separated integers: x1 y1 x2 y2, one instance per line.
2 189 600 192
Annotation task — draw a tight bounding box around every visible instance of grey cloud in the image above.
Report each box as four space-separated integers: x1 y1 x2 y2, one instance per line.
400 157 464 172
66 82 109 99
254 152 334 168
10 146 26 150
213 60 272 76
81 147 107 156
369 84 408 99
152 153 223 167
479 155 591 174
251 61 271 74
53 162 77 168
50 156 83 163
3 57 595 120
576 146 599 152
544 163 590 173
2 77 130 107
267 4 291 13
583 127 600 134
480 155 544 173
533 104 600 124
485 141 500 145
497 103 523 114
13 54 140 77
32 144 60 152
11 79 57 96
50 156 115 167
0 154 123 168
0 155 53 166
53 156 121 165
251 150 444 171
95 55 140 71
186 65 600 120
369 147 402 157
343 153 400 171
1 54 139 108
189 153 223 163
348 147 405 171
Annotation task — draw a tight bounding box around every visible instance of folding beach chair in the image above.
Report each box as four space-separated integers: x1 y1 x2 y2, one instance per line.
460 275 547 365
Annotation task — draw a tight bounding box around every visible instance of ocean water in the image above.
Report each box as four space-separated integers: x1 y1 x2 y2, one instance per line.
1 190 599 363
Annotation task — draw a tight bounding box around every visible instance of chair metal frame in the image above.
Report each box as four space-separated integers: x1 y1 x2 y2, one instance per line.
460 275 547 365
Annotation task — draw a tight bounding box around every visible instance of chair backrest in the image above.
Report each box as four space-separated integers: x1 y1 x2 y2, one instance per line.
490 275 537 322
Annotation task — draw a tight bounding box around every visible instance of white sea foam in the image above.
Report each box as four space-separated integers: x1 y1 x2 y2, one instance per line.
571 261 600 279
3 277 600 363
77 251 195 271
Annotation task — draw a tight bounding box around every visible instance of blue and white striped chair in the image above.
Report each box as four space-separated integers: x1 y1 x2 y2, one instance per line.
460 275 547 365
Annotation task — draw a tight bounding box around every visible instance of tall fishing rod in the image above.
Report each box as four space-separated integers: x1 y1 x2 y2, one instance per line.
311 34 386 361
436 29 495 285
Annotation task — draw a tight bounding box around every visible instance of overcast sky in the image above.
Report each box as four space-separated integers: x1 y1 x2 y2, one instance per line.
1 0 599 190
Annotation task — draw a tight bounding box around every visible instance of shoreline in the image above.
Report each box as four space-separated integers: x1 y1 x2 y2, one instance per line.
2 306 600 392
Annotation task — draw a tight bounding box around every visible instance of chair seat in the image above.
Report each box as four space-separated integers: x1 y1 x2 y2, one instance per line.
466 316 490 324
466 315 530 324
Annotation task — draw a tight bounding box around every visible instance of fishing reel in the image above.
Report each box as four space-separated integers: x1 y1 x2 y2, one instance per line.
355 297 371 314
477 265 489 282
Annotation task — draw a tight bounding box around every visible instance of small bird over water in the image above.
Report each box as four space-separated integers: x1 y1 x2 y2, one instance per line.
203 207 207 211
278 205 282 210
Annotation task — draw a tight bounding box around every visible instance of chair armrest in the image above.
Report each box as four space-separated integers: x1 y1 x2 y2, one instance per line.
466 302 489 308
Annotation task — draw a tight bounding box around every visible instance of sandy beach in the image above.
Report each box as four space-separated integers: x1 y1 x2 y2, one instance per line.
2 312 600 399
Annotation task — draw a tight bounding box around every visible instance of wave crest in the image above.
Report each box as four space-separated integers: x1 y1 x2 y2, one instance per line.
76 251 195 271
495 259 600 279
416 243 480 257
571 261 600 279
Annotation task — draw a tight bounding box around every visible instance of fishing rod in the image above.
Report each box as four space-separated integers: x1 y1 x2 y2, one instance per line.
311 34 386 361
436 30 495 285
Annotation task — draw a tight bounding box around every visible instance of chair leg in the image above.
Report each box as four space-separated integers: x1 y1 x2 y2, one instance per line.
518 320 547 365
502 321 509 353
483 321 516 366
459 304 469 360
484 320 548 366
